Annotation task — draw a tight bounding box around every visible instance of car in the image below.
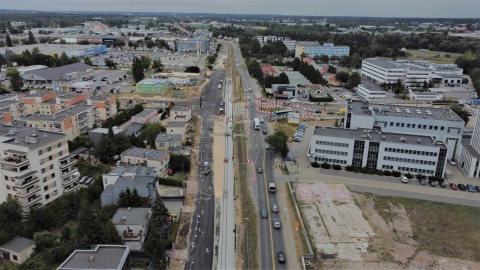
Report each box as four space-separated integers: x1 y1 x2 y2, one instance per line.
450 183 458 190
401 176 409 183
260 118 265 123
277 252 286 263
261 207 268 218
168 168 175 176
209 126 213 131
250 103 254 107
273 219 281 229
262 129 267 135
78 176 88 184
85 177 94 185
249 87 252 92
294 132 304 137
244 89 247 92
314 110 321 113
285 157 296 161
327 111 335 115
271 204 279 213
458 184 467 191
419 179 426 185
101 77 108 81
475 185 480 192
428 180 436 187
257 166 263 173
466 184 475 193
293 137 302 142
247 96 251 100
220 101 224 106
439 181 447 188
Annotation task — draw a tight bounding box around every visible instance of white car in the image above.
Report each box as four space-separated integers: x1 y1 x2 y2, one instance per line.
401 176 409 183
244 89 247 92
247 96 251 100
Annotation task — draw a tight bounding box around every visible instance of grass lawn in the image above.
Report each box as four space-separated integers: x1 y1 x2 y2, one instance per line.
372 194 480 262
406 50 462 64
273 119 298 139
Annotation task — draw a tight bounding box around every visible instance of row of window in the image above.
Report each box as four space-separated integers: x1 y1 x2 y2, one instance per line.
388 122 461 134
314 149 348 156
398 167 434 175
383 156 436 165
315 140 349 147
314 157 347 165
384 147 438 156
38 142 63 156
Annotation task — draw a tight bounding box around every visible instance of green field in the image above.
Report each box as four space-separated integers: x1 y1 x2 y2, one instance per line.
406 49 462 64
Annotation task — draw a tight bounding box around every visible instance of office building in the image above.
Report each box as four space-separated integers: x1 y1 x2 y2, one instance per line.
295 43 350 58
458 109 480 178
175 37 209 53
357 83 386 102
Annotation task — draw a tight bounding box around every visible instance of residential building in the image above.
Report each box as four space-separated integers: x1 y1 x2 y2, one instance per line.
308 126 448 177
256 36 291 45
295 43 350 58
0 95 27 125
15 104 99 141
155 134 182 152
69 82 94 93
87 94 118 121
112 208 150 251
0 236 35 264
88 127 124 146
170 106 192 122
56 93 87 111
271 84 298 100
136 79 170 94
132 109 159 124
166 121 190 141
357 83 386 102
344 100 464 160
57 245 131 270
122 122 143 138
120 147 170 177
22 63 94 92
0 127 80 213
22 92 86 115
152 72 202 85
10 22 26 27
100 166 157 207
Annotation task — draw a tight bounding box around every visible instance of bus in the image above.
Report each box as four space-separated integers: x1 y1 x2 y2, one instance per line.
274 109 293 117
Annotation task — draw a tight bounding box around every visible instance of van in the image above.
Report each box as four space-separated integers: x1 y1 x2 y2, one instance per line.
269 183 276 193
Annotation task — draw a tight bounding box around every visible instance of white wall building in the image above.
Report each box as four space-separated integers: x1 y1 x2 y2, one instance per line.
410 91 443 101
308 126 448 177
295 43 350 58
458 109 480 178
345 100 464 160
357 84 386 102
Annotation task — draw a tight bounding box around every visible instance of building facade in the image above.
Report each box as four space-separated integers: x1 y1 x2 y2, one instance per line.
295 43 350 58
357 84 386 102
136 79 170 94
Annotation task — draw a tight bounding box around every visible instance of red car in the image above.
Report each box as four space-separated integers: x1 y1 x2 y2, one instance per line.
168 168 175 176
449 183 458 190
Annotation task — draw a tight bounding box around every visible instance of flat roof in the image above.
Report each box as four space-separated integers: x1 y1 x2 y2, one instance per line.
112 208 149 225
137 79 169 85
155 133 182 142
348 100 463 122
121 147 167 161
106 166 157 177
0 126 66 148
90 128 123 135
0 236 34 253
57 245 129 270
166 121 187 127
171 106 191 112
313 126 446 148
134 109 157 118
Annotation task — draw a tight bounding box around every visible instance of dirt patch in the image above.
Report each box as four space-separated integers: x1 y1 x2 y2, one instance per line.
213 116 226 198
175 211 192 250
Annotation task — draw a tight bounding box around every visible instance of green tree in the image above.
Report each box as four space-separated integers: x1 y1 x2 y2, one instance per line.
335 71 350 84
132 57 145 83
117 188 142 207
140 55 151 71
150 194 170 237
59 52 70 66
93 135 116 163
138 122 165 149
144 224 166 268
152 59 163 72
450 105 470 126
265 130 289 157
6 67 23 91
27 31 36 44
6 34 13 47
346 72 361 89
0 198 22 236
105 59 117 69
169 154 190 172
103 221 122 244
277 72 290 84
33 231 58 253
84 57 93 66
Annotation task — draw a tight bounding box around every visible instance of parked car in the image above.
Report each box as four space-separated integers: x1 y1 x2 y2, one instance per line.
168 168 175 176
79 176 88 184
458 184 467 191
273 219 281 229
285 157 296 161
466 184 475 193
271 204 279 213
263 129 267 135
428 180 436 187
277 252 286 263
247 96 251 100
450 183 458 190
419 179 426 185
439 182 447 188
293 137 302 142
401 176 409 183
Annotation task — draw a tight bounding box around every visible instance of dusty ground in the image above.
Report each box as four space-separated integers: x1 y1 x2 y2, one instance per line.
213 116 226 198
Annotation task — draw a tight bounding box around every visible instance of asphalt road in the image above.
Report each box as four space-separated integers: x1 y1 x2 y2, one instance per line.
232 43 287 270
186 69 226 270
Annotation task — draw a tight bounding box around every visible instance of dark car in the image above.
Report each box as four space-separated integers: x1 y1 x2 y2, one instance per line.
475 186 480 192
419 179 426 185
450 183 458 190
285 157 296 161
466 184 475 193
428 180 436 187
458 184 467 191
439 182 447 188
262 129 267 135
277 252 286 263
257 166 263 173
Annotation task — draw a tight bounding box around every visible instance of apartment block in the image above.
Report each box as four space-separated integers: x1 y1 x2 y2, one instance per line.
58 245 131 270
87 94 118 121
21 92 86 115
14 104 99 141
0 127 80 213
0 94 27 125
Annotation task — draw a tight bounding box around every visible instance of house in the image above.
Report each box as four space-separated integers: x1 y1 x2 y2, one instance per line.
120 147 170 177
166 121 190 141
0 236 35 264
100 166 158 207
88 127 124 146
112 208 150 251
169 106 192 122
57 245 131 270
132 109 159 124
155 134 182 152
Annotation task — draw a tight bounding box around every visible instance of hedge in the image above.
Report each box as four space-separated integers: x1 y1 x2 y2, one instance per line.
158 177 184 187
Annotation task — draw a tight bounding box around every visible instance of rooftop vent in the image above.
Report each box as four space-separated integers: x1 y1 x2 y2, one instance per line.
14 138 18 144
89 256 94 262
28 137 38 144
31 129 37 137
417 139 421 144
382 136 386 140
400 137 406 142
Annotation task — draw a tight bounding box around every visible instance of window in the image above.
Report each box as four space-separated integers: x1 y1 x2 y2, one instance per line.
41 168 45 173
45 194 50 200
412 124 416 128
407 124 411 128
51 173 55 178
47 146 51 151
401 123 404 127
12 255 17 261
396 123 400 127
57 142 62 147
38 150 42 155
49 155 53 161
59 151 63 156
441 126 445 131
50 164 54 170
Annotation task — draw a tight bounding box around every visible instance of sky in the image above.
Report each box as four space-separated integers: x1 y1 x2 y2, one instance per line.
2 0 479 18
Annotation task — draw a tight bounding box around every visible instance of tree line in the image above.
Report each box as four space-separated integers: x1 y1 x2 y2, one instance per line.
0 46 80 69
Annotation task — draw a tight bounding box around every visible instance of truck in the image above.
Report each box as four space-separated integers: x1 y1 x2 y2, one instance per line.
254 118 260 130
202 162 210 175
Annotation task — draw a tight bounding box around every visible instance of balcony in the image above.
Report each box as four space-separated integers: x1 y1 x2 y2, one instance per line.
63 173 80 187
61 168 78 181
14 176 39 188
60 158 78 169
18 194 42 208
94 110 100 115
16 185 40 198
64 183 80 194
1 156 29 167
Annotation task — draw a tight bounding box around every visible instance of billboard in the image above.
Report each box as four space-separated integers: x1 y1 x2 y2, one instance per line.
288 112 300 124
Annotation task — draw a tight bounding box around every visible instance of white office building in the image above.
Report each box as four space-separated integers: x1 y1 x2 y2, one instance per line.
357 84 386 102
410 91 443 101
308 126 448 177
295 43 350 58
344 100 464 160
458 109 480 178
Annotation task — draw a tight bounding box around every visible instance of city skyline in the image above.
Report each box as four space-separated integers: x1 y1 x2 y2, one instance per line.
2 0 479 19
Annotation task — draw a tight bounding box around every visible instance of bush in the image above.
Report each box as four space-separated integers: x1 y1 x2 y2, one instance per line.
405 173 414 179
375 170 384 176
309 94 334 103
416 174 426 180
207 65 213 70
384 170 392 176
158 177 184 187
392 171 401 177
321 162 331 169
311 162 320 168
428 176 444 182
345 165 354 172
332 164 341 170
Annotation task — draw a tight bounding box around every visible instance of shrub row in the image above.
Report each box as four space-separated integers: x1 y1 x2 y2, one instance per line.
158 177 184 187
